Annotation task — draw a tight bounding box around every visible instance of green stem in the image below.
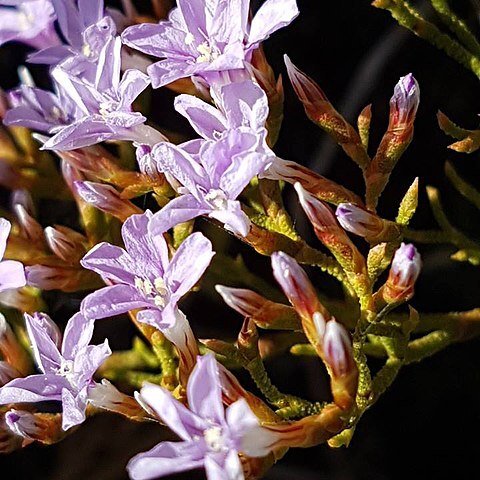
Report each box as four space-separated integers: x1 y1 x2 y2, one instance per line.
430 0 480 57
373 0 480 79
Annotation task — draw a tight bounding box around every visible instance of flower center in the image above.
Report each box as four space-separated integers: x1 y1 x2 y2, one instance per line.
196 42 220 63
205 189 228 210
57 359 75 381
135 277 168 308
204 426 227 453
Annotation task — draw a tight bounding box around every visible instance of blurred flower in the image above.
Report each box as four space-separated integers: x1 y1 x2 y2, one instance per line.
128 354 277 480
0 0 59 50
0 218 26 293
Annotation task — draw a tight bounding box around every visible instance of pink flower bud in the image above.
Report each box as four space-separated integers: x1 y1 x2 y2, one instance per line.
12 204 44 244
215 285 269 318
5 409 63 445
383 243 421 303
323 319 354 378
271 251 323 320
74 181 142 221
25 264 102 292
335 203 401 243
44 226 87 264
5 410 38 443
389 73 420 131
89 379 149 421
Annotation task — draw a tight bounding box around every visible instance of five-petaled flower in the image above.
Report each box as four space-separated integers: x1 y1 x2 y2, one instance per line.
0 312 111 430
128 354 277 480
122 0 299 88
81 210 214 335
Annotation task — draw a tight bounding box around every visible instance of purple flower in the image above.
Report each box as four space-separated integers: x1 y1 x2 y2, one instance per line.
121 0 299 88
81 211 214 333
0 1 60 50
128 354 277 480
0 312 111 430
0 218 26 293
27 0 115 66
6 36 160 151
174 80 269 141
150 127 270 237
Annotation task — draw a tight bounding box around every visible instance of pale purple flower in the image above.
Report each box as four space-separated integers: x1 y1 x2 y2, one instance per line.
27 0 115 67
149 128 270 237
0 218 26 293
6 36 160 151
80 211 214 332
128 354 277 480
121 0 299 88
0 1 60 50
174 80 269 142
0 312 111 430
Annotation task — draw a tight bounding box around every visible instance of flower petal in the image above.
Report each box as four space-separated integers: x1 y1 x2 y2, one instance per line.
121 212 167 278
248 0 299 47
80 242 137 285
165 232 214 298
127 440 204 480
61 312 95 360
0 218 11 260
24 313 62 374
174 94 227 140
208 201 251 237
0 260 26 292
0 374 69 404
139 382 206 440
61 387 87 430
187 354 224 425
226 398 277 457
81 284 151 320
148 195 208 237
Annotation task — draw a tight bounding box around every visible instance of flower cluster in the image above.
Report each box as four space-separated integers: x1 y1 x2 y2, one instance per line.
2 0 470 479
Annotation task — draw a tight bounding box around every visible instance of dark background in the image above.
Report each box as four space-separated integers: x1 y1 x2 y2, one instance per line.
1 0 480 478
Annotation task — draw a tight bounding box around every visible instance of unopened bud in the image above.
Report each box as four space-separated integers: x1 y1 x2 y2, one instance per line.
383 243 421 303
365 74 419 209
5 409 64 445
0 285 46 314
0 416 22 453
335 203 401 244
26 264 102 292
389 73 419 132
215 285 301 330
323 320 354 378
74 181 142 221
89 379 149 421
44 226 87 264
295 183 368 290
136 143 162 182
284 55 369 170
13 204 44 244
271 251 324 321
262 158 362 205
